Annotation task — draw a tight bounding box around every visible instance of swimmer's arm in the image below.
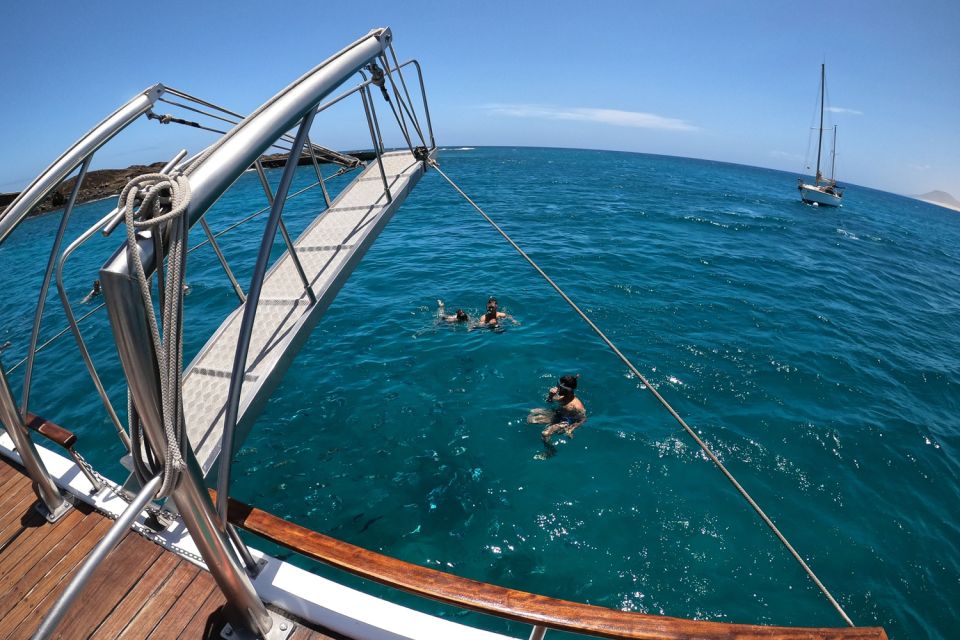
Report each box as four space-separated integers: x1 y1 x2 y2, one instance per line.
563 415 586 437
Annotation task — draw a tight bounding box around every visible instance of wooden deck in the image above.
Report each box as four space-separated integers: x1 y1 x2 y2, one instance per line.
0 456 341 639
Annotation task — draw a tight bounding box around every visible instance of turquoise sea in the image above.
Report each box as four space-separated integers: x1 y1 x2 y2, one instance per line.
1 147 958 639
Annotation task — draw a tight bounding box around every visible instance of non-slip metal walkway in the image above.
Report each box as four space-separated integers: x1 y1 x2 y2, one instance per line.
0 456 340 639
183 150 427 476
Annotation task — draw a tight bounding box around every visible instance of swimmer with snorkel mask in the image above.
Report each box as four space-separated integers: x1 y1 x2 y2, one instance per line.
528 374 587 444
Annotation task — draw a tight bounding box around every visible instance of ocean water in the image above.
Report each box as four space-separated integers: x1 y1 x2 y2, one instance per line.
1 147 958 639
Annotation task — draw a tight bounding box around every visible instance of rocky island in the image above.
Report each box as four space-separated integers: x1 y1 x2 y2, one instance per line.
0 147 376 217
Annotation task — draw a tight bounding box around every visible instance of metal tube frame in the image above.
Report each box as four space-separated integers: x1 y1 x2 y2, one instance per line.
49 150 191 454
199 217 247 303
304 135 333 207
95 28 397 639
382 47 427 148
57 209 137 451
6 304 104 374
99 258 276 637
0 85 162 245
359 66 412 154
359 88 392 203
217 109 318 525
528 625 547 640
21 156 92 418
186 179 328 255
365 84 390 162
252 159 316 304
406 59 436 149
0 362 69 521
378 58 436 150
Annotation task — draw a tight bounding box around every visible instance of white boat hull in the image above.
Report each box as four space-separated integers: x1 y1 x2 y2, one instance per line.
799 183 843 207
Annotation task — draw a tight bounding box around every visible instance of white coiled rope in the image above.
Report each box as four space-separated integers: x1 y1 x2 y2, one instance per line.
119 171 192 499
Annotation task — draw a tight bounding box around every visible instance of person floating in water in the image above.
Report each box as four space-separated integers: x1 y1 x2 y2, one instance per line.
528 374 587 444
479 296 515 327
81 279 101 304
437 300 469 323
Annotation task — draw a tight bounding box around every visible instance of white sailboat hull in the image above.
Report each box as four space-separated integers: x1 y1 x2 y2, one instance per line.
799 182 843 207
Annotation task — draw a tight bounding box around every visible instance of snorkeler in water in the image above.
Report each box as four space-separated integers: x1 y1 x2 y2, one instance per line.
479 297 516 327
81 279 101 304
437 300 470 323
528 374 587 444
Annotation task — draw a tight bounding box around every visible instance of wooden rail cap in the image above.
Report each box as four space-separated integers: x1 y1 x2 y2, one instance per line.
25 412 78 449
223 496 888 640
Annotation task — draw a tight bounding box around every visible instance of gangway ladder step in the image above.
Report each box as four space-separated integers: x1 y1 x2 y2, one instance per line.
182 150 430 476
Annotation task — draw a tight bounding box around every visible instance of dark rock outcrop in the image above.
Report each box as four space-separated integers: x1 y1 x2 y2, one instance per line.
2 148 377 217
5 162 166 217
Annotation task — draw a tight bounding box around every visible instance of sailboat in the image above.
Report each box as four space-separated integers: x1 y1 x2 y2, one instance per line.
798 63 844 207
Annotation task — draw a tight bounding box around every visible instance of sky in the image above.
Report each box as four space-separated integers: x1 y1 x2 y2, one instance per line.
1 0 957 197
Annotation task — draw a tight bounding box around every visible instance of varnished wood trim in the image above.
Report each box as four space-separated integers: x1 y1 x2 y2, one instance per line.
224 496 888 640
24 413 77 449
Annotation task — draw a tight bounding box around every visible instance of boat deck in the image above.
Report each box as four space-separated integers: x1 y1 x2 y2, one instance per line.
0 456 342 639
183 150 428 476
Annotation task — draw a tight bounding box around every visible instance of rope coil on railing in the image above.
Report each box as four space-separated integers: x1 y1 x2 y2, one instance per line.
119 170 192 498
429 159 856 628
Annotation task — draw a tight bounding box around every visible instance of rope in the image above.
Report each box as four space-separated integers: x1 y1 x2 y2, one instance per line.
429 160 856 628
119 170 192 498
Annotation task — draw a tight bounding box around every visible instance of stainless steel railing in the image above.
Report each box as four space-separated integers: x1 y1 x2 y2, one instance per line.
2 25 435 640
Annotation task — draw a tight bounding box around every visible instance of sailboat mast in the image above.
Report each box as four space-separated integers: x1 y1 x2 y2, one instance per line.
830 125 837 181
815 63 825 183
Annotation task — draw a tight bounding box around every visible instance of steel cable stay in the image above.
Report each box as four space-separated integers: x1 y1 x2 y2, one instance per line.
429 159 857 628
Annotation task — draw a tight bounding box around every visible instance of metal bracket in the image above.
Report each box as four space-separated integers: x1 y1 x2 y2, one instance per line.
143 509 175 532
246 555 268 579
34 490 72 523
220 611 295 640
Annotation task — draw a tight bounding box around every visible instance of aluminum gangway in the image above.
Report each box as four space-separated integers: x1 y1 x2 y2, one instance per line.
183 150 428 476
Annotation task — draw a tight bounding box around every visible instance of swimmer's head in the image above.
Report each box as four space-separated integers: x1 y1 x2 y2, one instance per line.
557 375 578 397
455 309 468 322
487 296 498 311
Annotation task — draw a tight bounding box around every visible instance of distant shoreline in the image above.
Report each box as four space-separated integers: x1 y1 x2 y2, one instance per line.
1 149 377 219
915 197 960 213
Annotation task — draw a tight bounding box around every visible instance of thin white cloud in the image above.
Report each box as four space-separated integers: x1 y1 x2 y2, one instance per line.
826 106 863 116
482 103 698 132
909 163 931 171
770 150 802 161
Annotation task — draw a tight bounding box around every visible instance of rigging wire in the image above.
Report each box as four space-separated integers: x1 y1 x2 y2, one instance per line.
429 159 856 628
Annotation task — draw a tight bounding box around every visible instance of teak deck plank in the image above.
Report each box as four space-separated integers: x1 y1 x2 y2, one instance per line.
0 463 25 496
89 549 182 640
176 587 229 639
0 491 42 550
0 457 357 640
144 568 217 640
0 474 38 535
116 563 201 640
0 455 16 482
3 512 115 638
46 533 165 638
0 508 103 621
0 504 87 589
